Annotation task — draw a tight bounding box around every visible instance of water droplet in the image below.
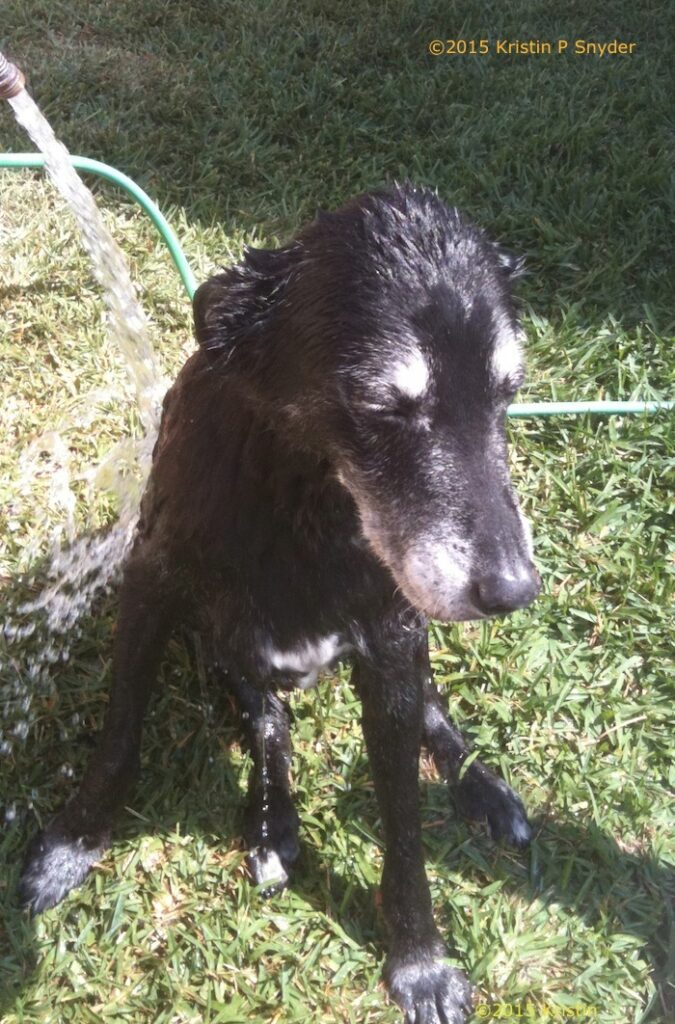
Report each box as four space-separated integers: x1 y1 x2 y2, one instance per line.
261 687 270 844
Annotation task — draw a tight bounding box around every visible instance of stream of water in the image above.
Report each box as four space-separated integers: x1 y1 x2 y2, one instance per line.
8 89 166 429
1 87 169 783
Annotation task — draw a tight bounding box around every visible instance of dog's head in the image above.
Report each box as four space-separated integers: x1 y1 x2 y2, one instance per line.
193 184 540 621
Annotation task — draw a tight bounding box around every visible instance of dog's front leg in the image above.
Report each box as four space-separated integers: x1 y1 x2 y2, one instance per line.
19 550 178 913
354 636 473 1024
421 673 531 848
223 674 300 893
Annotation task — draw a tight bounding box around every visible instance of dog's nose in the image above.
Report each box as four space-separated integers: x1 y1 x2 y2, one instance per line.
474 570 540 616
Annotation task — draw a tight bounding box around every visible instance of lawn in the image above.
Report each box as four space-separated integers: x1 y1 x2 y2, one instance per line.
0 2 673 1022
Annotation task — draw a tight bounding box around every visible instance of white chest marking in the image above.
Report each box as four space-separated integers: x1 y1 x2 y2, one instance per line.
264 634 350 689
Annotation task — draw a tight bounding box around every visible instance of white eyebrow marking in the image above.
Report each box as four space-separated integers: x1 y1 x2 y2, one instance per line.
492 321 525 383
391 350 430 398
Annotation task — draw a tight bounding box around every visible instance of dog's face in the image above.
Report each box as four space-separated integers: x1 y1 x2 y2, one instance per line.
194 186 540 621
331 301 538 621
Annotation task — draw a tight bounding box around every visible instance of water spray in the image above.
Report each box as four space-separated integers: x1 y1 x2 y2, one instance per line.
1 50 167 768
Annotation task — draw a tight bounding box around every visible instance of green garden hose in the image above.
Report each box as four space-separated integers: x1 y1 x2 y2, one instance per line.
1 151 672 420
1 152 197 299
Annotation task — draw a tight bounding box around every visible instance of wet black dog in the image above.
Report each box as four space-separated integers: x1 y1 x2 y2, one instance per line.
21 184 540 1024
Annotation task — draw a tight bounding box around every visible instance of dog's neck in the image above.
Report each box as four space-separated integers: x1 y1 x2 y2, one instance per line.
246 403 353 524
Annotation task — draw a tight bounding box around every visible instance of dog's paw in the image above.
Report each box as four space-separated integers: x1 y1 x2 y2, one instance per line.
455 762 531 848
19 821 109 913
244 784 299 895
247 845 291 896
385 950 473 1024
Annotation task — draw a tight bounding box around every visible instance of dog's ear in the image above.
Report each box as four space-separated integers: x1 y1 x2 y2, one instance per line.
193 245 303 363
193 275 232 357
493 244 526 279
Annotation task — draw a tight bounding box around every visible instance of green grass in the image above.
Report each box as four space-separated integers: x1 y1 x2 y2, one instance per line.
0 1 673 1022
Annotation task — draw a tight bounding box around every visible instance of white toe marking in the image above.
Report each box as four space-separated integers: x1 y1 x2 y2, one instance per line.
510 816 532 843
251 847 288 887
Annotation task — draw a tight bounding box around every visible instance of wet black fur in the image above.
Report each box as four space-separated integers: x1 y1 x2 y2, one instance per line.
20 185 539 1024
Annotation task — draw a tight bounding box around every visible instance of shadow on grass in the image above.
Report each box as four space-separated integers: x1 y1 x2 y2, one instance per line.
1 0 672 326
521 820 674 1022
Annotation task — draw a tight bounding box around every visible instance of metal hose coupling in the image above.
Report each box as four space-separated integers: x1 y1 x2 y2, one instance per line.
0 52 25 99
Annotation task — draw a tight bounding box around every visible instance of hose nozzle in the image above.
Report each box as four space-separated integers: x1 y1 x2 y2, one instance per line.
0 52 25 99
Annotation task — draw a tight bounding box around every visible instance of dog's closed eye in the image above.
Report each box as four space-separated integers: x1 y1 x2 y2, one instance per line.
352 393 431 427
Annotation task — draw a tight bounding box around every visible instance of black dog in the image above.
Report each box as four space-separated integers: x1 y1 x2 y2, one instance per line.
21 184 540 1024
